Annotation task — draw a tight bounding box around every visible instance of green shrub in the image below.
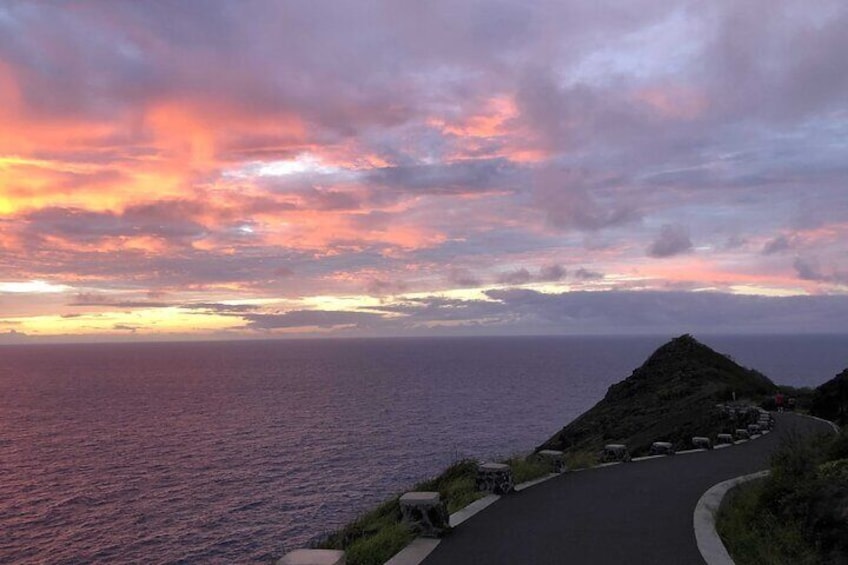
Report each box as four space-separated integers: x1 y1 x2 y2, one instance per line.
564 450 598 469
504 455 551 484
717 480 818 565
826 427 848 461
719 432 848 565
759 434 823 523
316 498 403 551
415 459 485 513
819 458 848 482
344 522 414 565
316 459 485 564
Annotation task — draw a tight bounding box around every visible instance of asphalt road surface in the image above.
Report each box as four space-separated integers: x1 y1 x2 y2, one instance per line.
423 414 834 565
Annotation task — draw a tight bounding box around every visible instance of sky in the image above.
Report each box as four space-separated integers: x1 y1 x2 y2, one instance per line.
1 0 847 342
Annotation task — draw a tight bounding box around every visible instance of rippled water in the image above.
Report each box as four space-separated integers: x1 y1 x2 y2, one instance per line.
1 335 844 563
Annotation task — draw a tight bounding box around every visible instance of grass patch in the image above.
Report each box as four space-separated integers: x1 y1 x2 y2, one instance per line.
717 480 818 565
564 450 598 470
717 429 848 565
414 459 486 514
315 460 484 565
504 455 551 484
315 498 409 555
344 522 415 565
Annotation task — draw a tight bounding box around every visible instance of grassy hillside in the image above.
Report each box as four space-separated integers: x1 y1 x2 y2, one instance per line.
539 334 775 455
718 428 848 564
811 368 848 426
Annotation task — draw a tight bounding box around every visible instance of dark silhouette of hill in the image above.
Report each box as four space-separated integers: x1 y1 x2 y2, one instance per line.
539 334 775 455
811 368 848 426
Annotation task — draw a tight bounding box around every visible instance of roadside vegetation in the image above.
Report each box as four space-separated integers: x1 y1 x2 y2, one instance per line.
717 427 848 565
314 452 555 565
503 454 553 484
317 497 414 565
310 344 847 565
563 450 598 469
314 459 484 565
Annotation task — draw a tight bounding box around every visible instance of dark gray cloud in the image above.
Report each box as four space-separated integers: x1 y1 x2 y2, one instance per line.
448 268 482 288
497 268 532 285
366 159 519 194
573 267 603 280
242 310 383 330
496 264 567 285
724 234 748 250
762 235 793 255
24 204 207 244
365 278 409 296
360 289 848 335
180 303 261 314
70 293 173 308
301 188 362 211
539 264 567 282
647 224 693 258
481 289 848 333
6 240 314 294
515 69 661 153
793 257 848 284
367 296 506 323
532 167 639 232
794 257 822 281
701 1 848 123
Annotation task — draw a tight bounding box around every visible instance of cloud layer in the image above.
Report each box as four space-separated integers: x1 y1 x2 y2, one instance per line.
1 1 846 339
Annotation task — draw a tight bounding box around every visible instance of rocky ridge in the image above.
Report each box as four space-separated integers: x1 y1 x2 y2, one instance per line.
538 334 775 455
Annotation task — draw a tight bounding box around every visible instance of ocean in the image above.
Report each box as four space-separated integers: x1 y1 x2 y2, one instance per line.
1 334 845 563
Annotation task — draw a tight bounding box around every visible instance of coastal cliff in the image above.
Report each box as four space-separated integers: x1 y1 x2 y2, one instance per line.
539 334 775 455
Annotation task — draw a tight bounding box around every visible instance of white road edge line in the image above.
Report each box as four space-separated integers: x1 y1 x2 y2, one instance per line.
384 538 441 565
449 494 500 527
514 472 560 492
796 413 841 433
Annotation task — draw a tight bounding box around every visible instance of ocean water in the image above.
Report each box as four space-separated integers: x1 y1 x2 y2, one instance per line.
1 335 845 563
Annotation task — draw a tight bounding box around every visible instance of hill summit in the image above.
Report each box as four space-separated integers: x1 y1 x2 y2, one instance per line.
539 334 776 455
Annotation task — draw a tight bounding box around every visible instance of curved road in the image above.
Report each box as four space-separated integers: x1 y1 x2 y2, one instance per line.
423 414 833 565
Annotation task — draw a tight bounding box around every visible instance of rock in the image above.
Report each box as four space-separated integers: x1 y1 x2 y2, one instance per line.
649 441 675 455
691 436 712 449
476 463 514 494
399 492 450 538
601 444 630 462
536 450 567 473
717 433 734 444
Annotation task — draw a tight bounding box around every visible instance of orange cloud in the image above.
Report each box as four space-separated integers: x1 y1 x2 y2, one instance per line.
633 255 815 293
0 83 316 215
427 95 548 163
431 96 518 138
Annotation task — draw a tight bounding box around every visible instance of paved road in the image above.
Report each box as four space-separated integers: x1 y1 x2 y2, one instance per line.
423 414 834 565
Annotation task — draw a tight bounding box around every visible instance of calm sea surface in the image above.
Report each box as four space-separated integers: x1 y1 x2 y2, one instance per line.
1 335 845 563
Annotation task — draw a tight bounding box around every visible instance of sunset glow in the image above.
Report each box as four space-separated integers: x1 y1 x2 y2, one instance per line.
1 1 847 342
